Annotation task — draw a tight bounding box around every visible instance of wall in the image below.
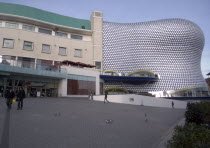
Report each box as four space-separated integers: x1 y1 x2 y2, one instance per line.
91 11 103 70
61 65 100 95
93 94 187 109
0 25 93 64
67 79 95 95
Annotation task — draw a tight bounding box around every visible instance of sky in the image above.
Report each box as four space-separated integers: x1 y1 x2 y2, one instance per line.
0 0 210 78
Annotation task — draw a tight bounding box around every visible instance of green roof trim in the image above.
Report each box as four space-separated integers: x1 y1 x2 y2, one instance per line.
0 2 91 30
104 70 119 76
105 87 129 93
126 69 156 76
170 85 208 93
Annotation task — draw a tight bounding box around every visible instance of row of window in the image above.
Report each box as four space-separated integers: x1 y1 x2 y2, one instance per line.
2 38 82 58
0 21 83 40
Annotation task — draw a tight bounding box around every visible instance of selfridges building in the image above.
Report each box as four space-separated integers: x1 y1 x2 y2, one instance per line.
102 19 209 97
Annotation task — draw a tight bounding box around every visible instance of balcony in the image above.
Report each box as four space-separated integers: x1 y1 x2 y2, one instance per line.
0 58 67 79
101 69 159 83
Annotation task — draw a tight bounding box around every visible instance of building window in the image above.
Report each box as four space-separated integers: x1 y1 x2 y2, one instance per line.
55 32 67 38
59 47 67 56
74 49 82 57
23 41 33 50
42 44 51 53
95 61 101 69
22 25 35 32
5 22 19 29
38 28 52 35
71 34 83 40
18 57 35 69
3 38 14 48
0 22 2 27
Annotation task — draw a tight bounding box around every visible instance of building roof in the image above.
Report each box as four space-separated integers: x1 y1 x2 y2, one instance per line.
0 2 91 30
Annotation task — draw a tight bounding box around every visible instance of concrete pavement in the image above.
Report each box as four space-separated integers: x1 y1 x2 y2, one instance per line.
0 97 185 148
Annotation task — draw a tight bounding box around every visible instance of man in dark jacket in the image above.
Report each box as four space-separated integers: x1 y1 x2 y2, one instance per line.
104 91 109 104
17 87 26 110
5 88 15 109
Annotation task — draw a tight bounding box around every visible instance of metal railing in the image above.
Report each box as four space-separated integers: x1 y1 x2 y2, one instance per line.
0 57 65 73
0 57 100 74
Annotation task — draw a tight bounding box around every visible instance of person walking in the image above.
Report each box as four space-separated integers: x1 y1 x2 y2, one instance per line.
91 91 94 100
104 91 109 104
17 87 26 110
172 101 174 108
5 88 15 109
145 113 148 122
88 91 91 100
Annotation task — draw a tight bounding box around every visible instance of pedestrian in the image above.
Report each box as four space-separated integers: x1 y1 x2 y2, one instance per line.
88 91 91 100
17 87 26 110
91 91 94 100
104 91 109 103
145 113 148 122
5 88 15 109
172 101 174 108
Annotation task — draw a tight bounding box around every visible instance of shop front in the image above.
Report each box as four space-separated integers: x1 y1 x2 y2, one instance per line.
0 74 59 97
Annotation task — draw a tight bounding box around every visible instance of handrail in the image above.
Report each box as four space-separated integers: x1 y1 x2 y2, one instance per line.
0 57 66 73
0 57 100 73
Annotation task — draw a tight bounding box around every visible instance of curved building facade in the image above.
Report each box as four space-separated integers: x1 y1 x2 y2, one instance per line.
103 19 208 96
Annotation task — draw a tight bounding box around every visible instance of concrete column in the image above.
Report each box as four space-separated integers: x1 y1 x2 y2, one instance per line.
19 23 22 29
58 79 67 97
68 33 71 39
95 75 100 95
2 21 5 27
12 79 15 91
52 31 55 36
35 27 39 32
91 11 103 72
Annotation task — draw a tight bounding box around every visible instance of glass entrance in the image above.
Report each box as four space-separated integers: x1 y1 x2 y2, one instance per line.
1 78 58 97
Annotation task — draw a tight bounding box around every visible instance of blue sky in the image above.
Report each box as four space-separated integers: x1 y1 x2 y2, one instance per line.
0 0 210 77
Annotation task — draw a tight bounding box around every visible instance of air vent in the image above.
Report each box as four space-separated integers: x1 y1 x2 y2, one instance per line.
81 26 85 29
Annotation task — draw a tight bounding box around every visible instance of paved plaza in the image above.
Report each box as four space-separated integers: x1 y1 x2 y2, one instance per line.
0 97 185 148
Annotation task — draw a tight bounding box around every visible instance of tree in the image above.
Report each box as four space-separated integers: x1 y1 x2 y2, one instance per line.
185 102 210 125
167 123 210 148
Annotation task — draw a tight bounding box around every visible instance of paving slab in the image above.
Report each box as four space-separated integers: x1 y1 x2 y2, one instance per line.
0 97 185 148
